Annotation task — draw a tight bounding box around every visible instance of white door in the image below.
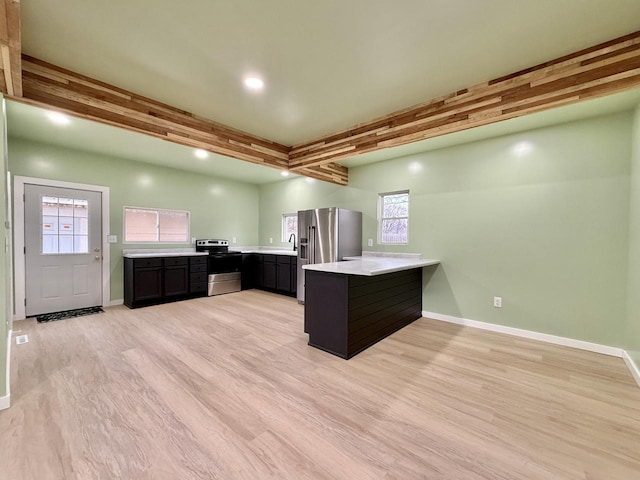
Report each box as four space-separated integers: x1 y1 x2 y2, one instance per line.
24 184 103 316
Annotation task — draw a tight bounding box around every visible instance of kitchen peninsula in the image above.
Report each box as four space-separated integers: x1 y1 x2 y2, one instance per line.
303 253 440 359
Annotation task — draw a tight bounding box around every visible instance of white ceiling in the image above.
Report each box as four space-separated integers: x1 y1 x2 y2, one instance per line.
21 0 640 146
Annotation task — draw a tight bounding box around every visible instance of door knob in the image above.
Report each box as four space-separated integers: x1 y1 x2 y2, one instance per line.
95 256 102 261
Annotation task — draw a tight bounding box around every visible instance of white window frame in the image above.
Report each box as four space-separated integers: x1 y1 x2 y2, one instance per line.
378 190 409 245
123 206 190 244
282 213 298 242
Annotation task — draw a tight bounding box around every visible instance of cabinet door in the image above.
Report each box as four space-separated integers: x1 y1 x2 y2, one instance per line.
241 254 256 290
133 267 163 302
277 263 291 292
263 262 277 289
164 264 189 297
254 255 264 288
290 260 297 295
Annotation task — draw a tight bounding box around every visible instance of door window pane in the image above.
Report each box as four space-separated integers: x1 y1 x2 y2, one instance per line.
41 196 90 254
42 235 58 254
74 235 88 253
58 197 74 217
59 218 74 234
42 216 58 233
59 235 74 254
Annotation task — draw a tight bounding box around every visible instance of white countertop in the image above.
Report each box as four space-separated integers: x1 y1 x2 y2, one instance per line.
123 248 208 258
302 256 440 276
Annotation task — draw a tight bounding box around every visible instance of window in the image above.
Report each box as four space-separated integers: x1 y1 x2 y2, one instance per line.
41 196 89 254
282 213 298 242
124 207 190 243
378 190 409 244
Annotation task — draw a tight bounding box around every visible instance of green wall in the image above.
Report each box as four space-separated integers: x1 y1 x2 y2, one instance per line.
260 112 633 347
0 96 8 399
627 105 640 369
8 137 260 302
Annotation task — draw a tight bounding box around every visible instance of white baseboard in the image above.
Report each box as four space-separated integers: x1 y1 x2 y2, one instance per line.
1 329 11 410
422 311 623 358
622 350 640 388
109 299 124 306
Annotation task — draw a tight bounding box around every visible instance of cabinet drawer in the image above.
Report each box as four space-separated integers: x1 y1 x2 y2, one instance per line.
276 255 291 264
190 272 208 283
263 254 276 263
190 256 208 265
190 282 207 293
133 258 162 268
190 263 207 273
164 257 189 266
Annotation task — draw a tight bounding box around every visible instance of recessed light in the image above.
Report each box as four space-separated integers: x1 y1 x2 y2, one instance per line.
244 76 264 90
512 141 533 157
305 177 316 184
280 171 290 177
194 149 208 159
408 161 423 174
47 111 70 125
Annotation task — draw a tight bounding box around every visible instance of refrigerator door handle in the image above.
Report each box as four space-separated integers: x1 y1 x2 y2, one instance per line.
309 225 315 264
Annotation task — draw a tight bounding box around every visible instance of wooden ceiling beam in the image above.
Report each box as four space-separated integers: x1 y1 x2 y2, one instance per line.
0 0 22 97
15 30 640 185
289 30 640 170
19 55 349 185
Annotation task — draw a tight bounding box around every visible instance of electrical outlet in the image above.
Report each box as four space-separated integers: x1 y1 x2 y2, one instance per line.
232 237 237 244
493 296 502 308
367 238 373 247
269 237 273 244
191 237 196 244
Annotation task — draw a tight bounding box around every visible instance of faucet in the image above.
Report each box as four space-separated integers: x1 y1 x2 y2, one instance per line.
288 233 297 251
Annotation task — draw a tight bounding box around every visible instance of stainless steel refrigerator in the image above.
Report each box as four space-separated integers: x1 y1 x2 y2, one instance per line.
297 207 362 303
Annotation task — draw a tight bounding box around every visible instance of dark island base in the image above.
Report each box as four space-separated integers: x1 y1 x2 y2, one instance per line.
304 268 422 359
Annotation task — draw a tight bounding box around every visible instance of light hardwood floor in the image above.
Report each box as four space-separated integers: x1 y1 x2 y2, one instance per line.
1 290 639 479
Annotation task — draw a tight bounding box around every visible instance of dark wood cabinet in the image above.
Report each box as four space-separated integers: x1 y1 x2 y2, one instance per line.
262 255 277 289
240 254 256 290
189 256 208 294
305 268 422 359
124 255 207 308
163 257 189 297
249 253 296 297
276 256 291 292
125 258 162 304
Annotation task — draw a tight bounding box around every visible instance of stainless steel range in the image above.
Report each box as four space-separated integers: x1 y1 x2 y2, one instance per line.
195 239 242 296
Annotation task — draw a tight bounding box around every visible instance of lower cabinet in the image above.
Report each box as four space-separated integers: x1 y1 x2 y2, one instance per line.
189 256 208 294
129 259 162 303
124 256 207 308
262 255 277 289
163 257 189 297
246 253 296 297
241 254 256 290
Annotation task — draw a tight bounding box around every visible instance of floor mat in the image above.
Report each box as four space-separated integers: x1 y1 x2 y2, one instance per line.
36 306 104 323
